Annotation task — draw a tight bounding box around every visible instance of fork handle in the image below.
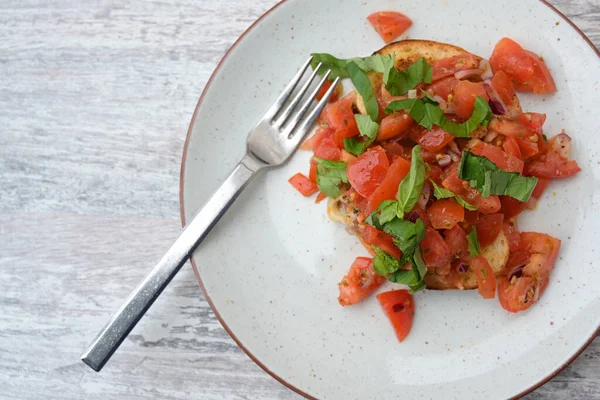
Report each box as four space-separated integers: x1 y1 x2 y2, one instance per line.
81 153 263 372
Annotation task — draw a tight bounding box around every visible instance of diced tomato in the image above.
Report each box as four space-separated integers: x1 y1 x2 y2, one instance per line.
464 209 480 227
301 127 332 151
315 192 327 204
421 228 452 268
366 156 411 213
362 224 402 261
442 168 502 214
500 177 549 218
408 206 432 228
518 112 546 134
427 199 465 230
475 213 504 247
506 250 529 273
426 164 443 183
517 138 540 159
367 12 413 44
376 290 415 342
347 146 390 198
497 275 549 313
431 54 480 82
452 81 489 120
503 220 521 251
314 131 342 161
417 128 455 153
491 70 516 104
288 173 319 196
490 38 556 94
470 141 524 173
444 225 469 259
378 112 414 141
490 38 535 82
503 137 522 159
338 257 385 306
526 151 581 179
322 93 359 137
384 142 405 158
425 77 459 100
316 79 342 102
340 150 357 164
520 232 561 278
512 51 557 94
526 177 550 209
471 255 496 299
309 159 317 182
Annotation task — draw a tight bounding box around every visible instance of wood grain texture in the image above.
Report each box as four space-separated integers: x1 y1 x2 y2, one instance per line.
0 0 597 399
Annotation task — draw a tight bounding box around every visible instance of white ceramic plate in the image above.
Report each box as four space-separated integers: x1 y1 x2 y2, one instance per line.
180 1 600 398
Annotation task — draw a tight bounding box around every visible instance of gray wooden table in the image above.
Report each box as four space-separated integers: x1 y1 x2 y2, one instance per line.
0 0 598 399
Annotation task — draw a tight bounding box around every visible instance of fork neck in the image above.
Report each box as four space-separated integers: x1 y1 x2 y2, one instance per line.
242 151 269 173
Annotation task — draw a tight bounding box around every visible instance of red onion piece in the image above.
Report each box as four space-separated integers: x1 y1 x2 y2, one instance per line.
448 140 460 154
438 154 452 167
551 131 572 158
484 130 498 143
407 211 420 223
454 68 483 80
448 151 460 162
433 95 448 110
483 80 507 115
508 264 525 281
479 60 493 80
457 263 469 273
418 182 432 210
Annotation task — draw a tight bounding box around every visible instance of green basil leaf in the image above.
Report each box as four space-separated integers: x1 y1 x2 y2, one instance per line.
458 152 538 202
354 114 379 139
386 97 493 138
467 227 481 257
421 88 439 104
377 200 401 225
347 62 379 121
389 269 420 286
343 137 375 157
372 246 401 278
408 280 427 294
412 246 428 283
397 145 426 216
310 53 392 80
385 57 433 96
313 157 348 198
437 97 494 138
430 180 477 211
483 170 539 202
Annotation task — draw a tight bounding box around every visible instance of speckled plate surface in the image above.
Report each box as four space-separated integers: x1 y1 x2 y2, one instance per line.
180 0 600 398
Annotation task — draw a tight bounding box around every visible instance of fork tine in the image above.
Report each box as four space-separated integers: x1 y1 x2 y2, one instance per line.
282 70 332 138
274 62 323 128
286 75 340 147
264 56 314 122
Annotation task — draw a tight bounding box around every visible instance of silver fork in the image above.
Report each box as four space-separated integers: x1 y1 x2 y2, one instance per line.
81 57 340 372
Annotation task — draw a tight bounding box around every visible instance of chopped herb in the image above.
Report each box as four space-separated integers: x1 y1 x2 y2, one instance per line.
467 227 481 257
313 157 348 198
347 62 379 121
396 145 426 216
384 57 433 96
430 180 477 211
386 97 493 137
343 114 379 156
458 151 538 202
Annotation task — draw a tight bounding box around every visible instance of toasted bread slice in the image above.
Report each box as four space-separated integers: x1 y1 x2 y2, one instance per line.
356 40 474 115
424 230 510 290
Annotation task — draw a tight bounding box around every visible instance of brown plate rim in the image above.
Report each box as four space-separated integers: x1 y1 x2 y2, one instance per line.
179 1 599 399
